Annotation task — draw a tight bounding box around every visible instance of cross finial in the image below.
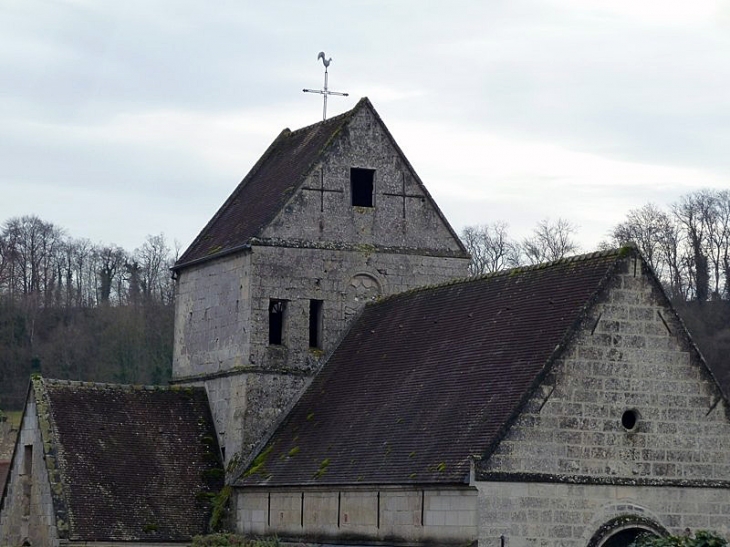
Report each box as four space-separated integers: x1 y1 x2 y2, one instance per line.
303 51 349 120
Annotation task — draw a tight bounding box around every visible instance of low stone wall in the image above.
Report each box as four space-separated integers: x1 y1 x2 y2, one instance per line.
237 486 478 545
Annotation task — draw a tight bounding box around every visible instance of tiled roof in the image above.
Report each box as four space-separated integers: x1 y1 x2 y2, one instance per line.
37 379 223 542
237 250 627 487
175 100 366 269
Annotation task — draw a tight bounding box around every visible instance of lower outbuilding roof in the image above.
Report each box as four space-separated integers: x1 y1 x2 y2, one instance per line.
26 378 223 542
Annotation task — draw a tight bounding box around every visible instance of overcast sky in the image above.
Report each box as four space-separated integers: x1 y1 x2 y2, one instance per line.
2 1 729 254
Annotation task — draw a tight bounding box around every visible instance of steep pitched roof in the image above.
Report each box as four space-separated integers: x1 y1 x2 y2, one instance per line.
176 100 364 269
175 98 467 270
31 378 223 542
236 249 647 487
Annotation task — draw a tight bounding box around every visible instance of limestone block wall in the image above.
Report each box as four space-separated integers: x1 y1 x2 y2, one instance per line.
173 244 467 462
179 373 309 465
476 481 730 546
476 258 730 546
236 487 477 545
0 395 59 547
173 252 252 379
261 106 461 252
481 261 730 481
247 244 469 374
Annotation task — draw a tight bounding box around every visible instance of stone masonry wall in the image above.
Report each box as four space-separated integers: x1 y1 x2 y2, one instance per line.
261 105 461 252
476 481 729 546
201 372 309 464
477 256 730 545
481 257 730 481
248 245 469 375
173 245 467 462
172 102 469 465
173 252 252 379
236 487 477 545
0 394 59 547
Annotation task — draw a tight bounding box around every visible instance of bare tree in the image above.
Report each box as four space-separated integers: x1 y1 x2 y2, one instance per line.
703 190 730 299
460 223 520 275
95 245 127 305
132 233 174 303
1 216 65 302
521 218 580 265
673 191 714 302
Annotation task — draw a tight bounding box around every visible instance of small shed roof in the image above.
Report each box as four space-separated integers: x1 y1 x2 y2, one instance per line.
35 378 223 542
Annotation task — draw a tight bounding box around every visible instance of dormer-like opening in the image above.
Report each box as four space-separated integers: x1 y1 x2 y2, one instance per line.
351 168 374 207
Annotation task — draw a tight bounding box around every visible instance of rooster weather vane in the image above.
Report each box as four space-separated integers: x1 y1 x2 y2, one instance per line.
303 52 349 121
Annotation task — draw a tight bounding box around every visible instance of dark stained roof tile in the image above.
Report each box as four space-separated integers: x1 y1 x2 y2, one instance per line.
237 250 625 487
39 379 223 542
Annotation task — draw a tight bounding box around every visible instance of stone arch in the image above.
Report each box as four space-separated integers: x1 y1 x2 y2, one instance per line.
347 272 382 302
343 271 384 321
587 515 668 547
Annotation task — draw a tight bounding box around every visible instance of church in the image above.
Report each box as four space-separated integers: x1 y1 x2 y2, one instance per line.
1 98 729 547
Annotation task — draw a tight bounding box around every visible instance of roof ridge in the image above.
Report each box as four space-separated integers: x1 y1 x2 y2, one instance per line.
286 98 366 137
369 246 631 307
40 377 195 392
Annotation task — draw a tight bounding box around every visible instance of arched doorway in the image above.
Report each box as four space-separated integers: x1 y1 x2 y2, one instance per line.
601 527 657 547
588 516 666 547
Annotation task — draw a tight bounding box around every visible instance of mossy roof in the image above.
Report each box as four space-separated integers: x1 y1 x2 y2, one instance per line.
236 247 717 487
32 378 223 542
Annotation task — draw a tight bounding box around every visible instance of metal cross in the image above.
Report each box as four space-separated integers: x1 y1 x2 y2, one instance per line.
303 52 349 120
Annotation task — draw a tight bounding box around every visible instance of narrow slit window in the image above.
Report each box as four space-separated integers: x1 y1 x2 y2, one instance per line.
351 168 374 207
309 299 323 349
22 444 32 517
268 299 286 345
23 445 33 476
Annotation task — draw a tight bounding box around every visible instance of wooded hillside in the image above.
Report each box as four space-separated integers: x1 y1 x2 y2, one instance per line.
2 192 729 411
0 216 175 410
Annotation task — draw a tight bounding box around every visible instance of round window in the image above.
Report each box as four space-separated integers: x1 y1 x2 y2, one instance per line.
621 409 639 431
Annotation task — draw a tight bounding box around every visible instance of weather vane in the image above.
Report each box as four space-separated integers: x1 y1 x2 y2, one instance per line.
303 52 349 121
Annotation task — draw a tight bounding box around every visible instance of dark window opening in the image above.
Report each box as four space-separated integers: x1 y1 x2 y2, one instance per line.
603 528 655 547
621 409 638 431
351 168 374 207
22 444 32 517
268 299 286 345
309 299 323 349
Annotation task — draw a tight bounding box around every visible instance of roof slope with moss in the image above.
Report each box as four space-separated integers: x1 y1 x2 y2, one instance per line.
36 378 223 542
237 249 644 487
